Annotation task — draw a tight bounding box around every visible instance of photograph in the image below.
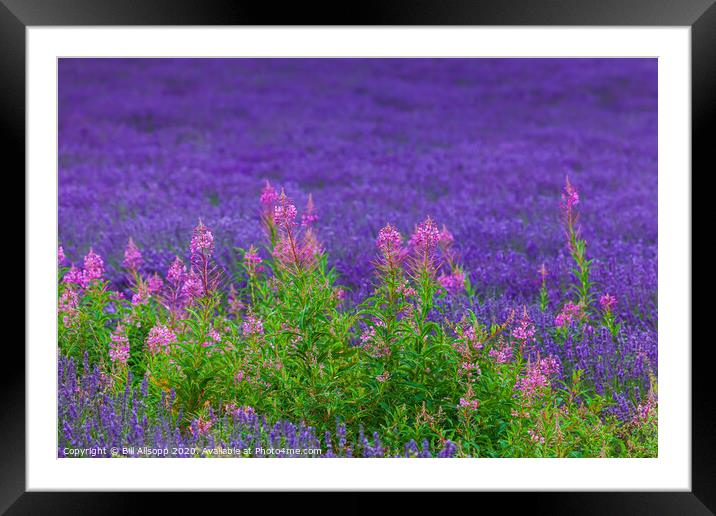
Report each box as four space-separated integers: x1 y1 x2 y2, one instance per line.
56 57 658 459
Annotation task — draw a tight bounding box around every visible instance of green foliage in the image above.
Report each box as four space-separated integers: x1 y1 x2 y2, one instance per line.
57 227 657 458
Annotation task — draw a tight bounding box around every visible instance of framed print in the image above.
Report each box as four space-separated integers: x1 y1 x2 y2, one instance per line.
6 0 712 513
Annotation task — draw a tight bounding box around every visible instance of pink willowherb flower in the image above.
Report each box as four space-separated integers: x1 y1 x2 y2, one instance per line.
459 397 480 411
375 371 390 383
244 246 262 267
438 225 454 247
167 256 187 286
554 302 582 328
359 325 390 359
633 397 655 424
298 228 322 266
260 180 279 215
182 271 204 299
489 342 513 364
123 238 143 271
410 216 441 255
515 365 549 398
515 355 561 398
244 245 265 272
109 324 130 364
242 313 264 336
202 327 223 348
228 285 245 313
301 193 318 227
460 361 481 382
62 265 85 287
58 289 79 327
438 269 466 294
190 220 214 263
376 223 403 258
561 176 580 212
538 263 548 283
190 416 213 437
273 190 298 229
512 308 536 342
458 384 481 411
146 324 177 354
131 282 149 306
453 324 482 356
599 293 617 312
109 290 125 301
82 248 104 285
272 235 295 265
147 273 164 294
398 282 417 297
539 355 561 376
360 326 376 345
528 428 546 444
58 246 67 266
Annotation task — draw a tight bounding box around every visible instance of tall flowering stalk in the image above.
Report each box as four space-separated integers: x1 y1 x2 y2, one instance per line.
376 224 404 269
538 263 549 312
81 248 105 288
409 216 440 277
159 256 190 323
512 307 537 356
436 225 466 296
189 219 217 299
560 177 593 308
301 193 318 227
453 319 483 436
57 245 67 267
270 189 322 271
360 223 407 384
146 324 177 355
259 180 279 246
109 323 130 384
58 288 80 328
599 293 621 338
375 223 405 295
243 245 263 274
123 238 156 307
123 238 143 274
407 217 443 322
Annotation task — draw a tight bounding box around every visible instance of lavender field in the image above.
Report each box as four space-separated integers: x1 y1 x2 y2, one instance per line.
58 59 657 458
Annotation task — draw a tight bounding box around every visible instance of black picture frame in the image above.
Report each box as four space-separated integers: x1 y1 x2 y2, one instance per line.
5 0 711 513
